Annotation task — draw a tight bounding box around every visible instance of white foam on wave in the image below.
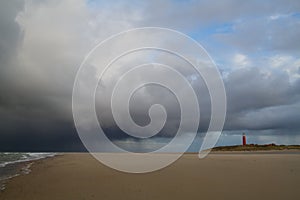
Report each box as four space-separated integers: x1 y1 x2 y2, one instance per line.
0 153 57 168
0 153 58 192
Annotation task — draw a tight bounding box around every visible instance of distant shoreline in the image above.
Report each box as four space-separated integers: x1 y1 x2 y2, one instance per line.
212 144 300 151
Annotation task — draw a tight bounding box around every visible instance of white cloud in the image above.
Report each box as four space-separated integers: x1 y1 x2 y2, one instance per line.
232 53 251 68
269 55 300 81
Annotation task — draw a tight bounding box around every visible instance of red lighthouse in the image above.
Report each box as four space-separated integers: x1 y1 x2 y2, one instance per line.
242 133 246 146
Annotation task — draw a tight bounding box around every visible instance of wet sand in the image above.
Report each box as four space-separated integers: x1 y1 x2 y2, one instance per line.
0 152 299 200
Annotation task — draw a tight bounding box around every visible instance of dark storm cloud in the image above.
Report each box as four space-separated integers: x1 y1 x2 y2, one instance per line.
224 67 300 131
0 0 299 151
0 0 24 106
0 0 87 151
225 67 299 113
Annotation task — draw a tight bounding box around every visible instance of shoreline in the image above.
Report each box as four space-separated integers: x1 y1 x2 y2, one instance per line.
1 152 299 200
0 154 58 192
210 149 300 154
0 161 33 192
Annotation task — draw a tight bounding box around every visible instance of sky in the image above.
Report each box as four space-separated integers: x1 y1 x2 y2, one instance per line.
0 0 300 152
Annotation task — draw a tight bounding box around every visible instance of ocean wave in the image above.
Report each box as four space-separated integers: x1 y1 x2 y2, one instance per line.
0 152 58 191
0 153 57 168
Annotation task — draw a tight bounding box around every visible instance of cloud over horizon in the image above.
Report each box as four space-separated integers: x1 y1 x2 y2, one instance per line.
0 0 299 151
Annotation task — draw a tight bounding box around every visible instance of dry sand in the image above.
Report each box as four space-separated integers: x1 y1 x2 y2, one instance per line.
0 152 299 200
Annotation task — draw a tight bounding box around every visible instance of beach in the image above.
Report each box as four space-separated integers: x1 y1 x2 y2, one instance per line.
0 152 299 200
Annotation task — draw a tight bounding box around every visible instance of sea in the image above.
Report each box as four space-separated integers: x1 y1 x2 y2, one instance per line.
0 152 56 191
